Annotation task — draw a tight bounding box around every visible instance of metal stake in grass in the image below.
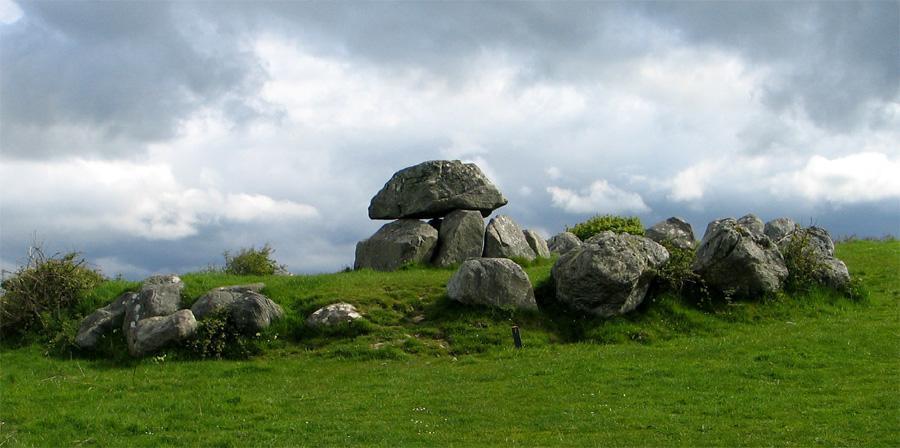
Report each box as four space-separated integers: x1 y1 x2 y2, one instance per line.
511 326 522 349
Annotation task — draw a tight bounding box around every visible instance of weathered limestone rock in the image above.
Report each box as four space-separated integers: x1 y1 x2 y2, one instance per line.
123 275 185 349
737 214 765 237
75 292 135 349
128 309 197 357
552 232 669 317
523 229 551 259
354 219 439 271
483 215 536 261
778 226 849 289
306 303 363 328
764 218 799 242
693 218 788 298
547 232 581 255
368 160 508 219
191 285 283 335
447 258 537 310
433 210 485 267
645 217 695 250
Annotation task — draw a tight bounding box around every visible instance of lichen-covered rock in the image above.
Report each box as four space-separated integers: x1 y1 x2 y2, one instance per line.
433 210 485 267
128 309 197 357
693 218 788 298
645 217 695 250
483 215 536 261
547 232 581 255
764 218 799 242
552 232 669 317
778 226 849 289
306 303 363 327
523 229 551 259
368 160 508 219
447 258 537 310
354 219 439 271
737 214 765 237
191 285 283 335
75 292 135 349
123 275 185 348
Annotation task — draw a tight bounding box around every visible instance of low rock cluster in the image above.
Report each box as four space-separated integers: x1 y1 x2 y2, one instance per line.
355 160 550 270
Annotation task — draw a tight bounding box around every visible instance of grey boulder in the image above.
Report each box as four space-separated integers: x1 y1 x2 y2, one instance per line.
547 232 582 255
552 232 669 317
693 218 788 298
433 210 485 267
128 309 198 357
483 215 536 261
778 226 849 288
447 258 537 311
354 219 439 271
306 303 363 328
737 214 765 236
523 229 551 259
75 292 135 349
368 160 508 219
645 217 695 250
123 275 185 348
192 285 284 335
764 218 799 242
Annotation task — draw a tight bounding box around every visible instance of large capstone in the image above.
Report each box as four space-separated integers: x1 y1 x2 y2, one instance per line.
433 210 485 267
483 215 536 261
523 229 551 259
777 226 849 289
547 232 582 255
128 309 198 357
764 217 799 242
75 292 135 349
354 219 439 271
191 285 284 335
368 160 508 219
693 218 788 298
645 217 695 250
123 275 185 346
552 231 669 317
447 258 537 311
306 303 363 328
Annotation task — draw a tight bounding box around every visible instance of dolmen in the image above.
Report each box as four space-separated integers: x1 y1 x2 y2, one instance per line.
355 160 549 270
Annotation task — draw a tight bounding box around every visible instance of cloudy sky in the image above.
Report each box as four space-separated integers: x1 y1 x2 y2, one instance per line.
1 1 898 279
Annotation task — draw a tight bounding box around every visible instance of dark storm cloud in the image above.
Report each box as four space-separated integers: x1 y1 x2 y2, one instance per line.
0 1 267 159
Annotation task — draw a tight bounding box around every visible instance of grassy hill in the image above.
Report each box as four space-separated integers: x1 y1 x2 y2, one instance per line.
1 240 898 446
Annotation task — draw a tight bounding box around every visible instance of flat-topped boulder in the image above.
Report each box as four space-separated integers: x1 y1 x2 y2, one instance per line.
355 219 439 271
552 231 669 317
368 160 508 220
645 217 695 250
433 210 485 267
693 218 788 298
483 215 536 261
447 258 537 311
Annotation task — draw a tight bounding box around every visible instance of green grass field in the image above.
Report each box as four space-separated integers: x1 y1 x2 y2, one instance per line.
1 240 898 446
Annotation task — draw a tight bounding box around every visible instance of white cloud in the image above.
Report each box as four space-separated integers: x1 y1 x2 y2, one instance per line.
776 152 900 203
545 166 562 180
0 0 22 24
547 180 650 214
668 161 719 202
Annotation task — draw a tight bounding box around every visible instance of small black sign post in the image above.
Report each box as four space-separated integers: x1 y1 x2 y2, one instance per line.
511 325 522 349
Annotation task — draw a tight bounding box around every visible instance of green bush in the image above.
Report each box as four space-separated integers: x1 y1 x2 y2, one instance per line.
186 311 264 359
652 242 711 307
566 215 644 241
224 244 285 276
781 231 826 294
0 247 104 338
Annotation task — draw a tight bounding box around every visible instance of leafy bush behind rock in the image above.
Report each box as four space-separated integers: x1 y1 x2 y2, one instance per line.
224 244 285 276
0 247 104 339
566 215 644 241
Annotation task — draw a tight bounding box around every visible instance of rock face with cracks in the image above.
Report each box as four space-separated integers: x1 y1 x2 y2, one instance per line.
354 219 439 271
128 309 197 357
433 210 485 267
483 215 536 261
693 218 788 298
368 160 508 220
123 275 184 349
552 231 669 317
447 258 537 311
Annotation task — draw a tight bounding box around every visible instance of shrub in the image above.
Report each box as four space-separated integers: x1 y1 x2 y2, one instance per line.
186 311 264 359
0 247 104 338
224 244 285 276
566 215 644 241
781 231 826 294
652 242 711 307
